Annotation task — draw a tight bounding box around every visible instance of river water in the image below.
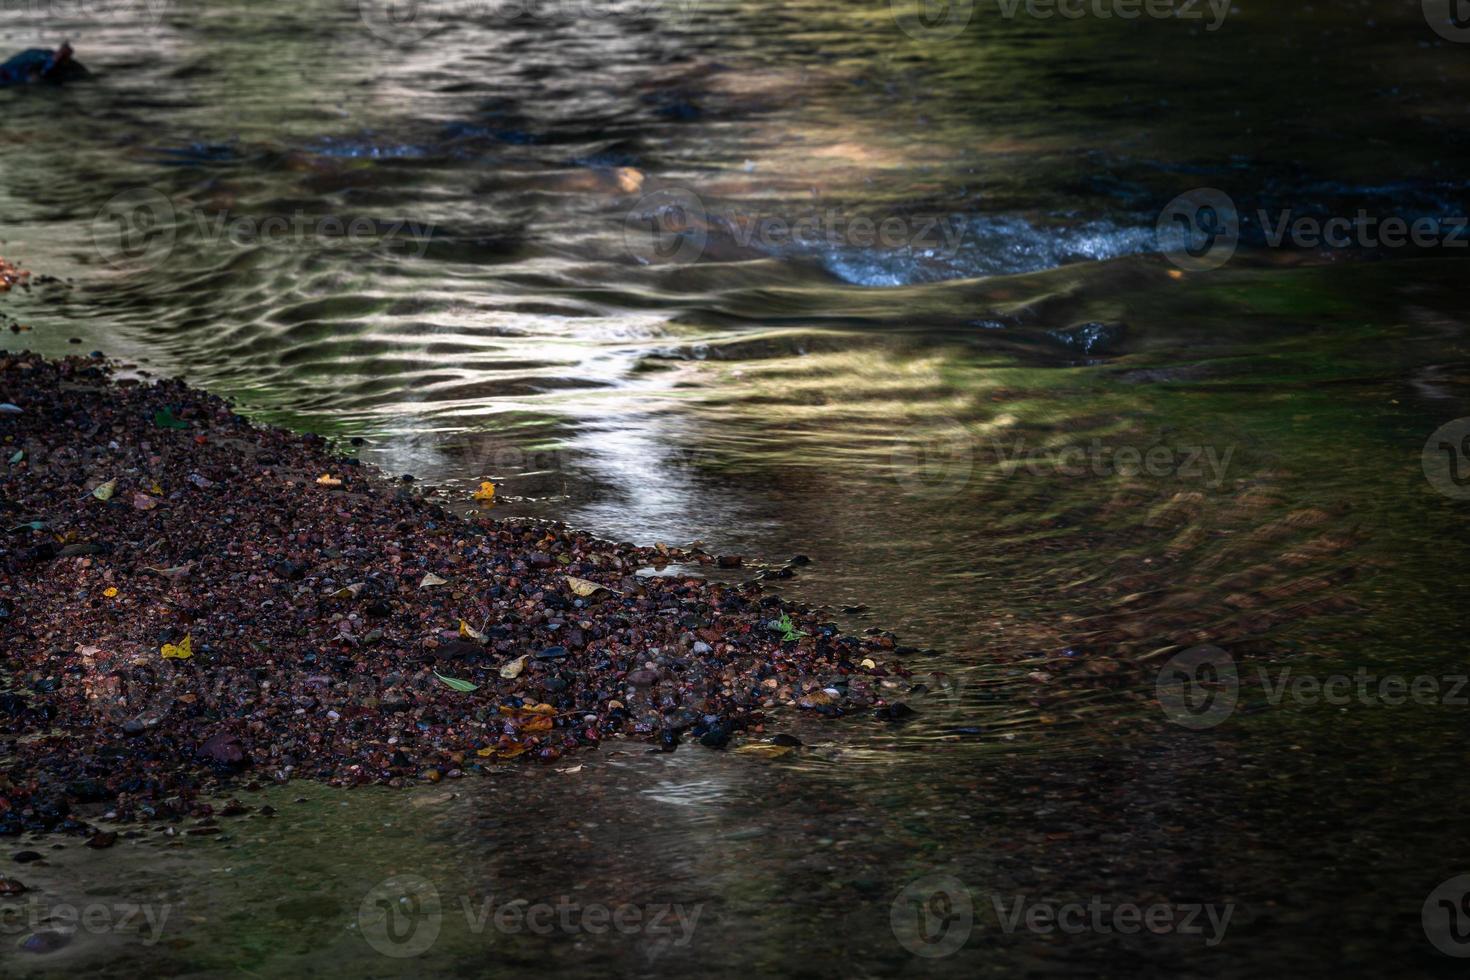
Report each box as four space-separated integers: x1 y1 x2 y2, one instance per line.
3 1 1470 975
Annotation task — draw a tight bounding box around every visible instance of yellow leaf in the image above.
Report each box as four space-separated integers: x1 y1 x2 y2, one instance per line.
523 715 553 732
860 658 877 670
499 654 529 679
92 478 117 501
161 635 193 660
476 746 496 758
565 576 619 598
459 619 489 643
471 481 496 502
150 481 163 495
103 587 118 598
315 474 342 487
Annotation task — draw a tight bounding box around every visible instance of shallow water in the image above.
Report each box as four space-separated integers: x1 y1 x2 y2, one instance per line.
3 1 1470 975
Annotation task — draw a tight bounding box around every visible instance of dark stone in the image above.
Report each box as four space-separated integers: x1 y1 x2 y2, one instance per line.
657 728 680 752
769 733 802 747
874 703 917 722
13 851 43 863
535 646 569 660
197 732 247 770
85 831 117 849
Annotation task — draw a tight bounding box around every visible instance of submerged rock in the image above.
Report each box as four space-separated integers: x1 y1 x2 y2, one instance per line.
0 43 88 87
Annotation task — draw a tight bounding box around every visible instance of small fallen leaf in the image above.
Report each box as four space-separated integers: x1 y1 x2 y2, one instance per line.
733 744 794 759
476 746 496 758
315 474 342 487
326 583 364 600
142 564 191 581
103 587 118 598
459 619 489 643
131 492 160 511
8 450 21 464
10 521 44 532
153 407 189 430
92 478 117 501
471 481 496 502
499 654 529 679
557 765 584 774
150 481 164 495
433 671 479 693
522 715 553 732
420 573 447 588
565 575 620 598
161 635 193 660
860 658 877 670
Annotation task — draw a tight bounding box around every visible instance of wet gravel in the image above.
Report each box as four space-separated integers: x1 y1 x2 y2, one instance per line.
0 354 911 835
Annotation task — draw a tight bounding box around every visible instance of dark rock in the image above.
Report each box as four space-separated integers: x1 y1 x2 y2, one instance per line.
535 646 569 660
13 851 43 863
85 831 117 849
716 555 743 568
769 733 802 747
197 732 247 770
875 703 917 722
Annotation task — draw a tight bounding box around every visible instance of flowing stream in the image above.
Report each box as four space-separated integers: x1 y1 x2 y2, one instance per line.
3 1 1470 975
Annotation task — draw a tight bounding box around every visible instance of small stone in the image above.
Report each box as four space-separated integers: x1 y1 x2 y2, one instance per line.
12 851 43 864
